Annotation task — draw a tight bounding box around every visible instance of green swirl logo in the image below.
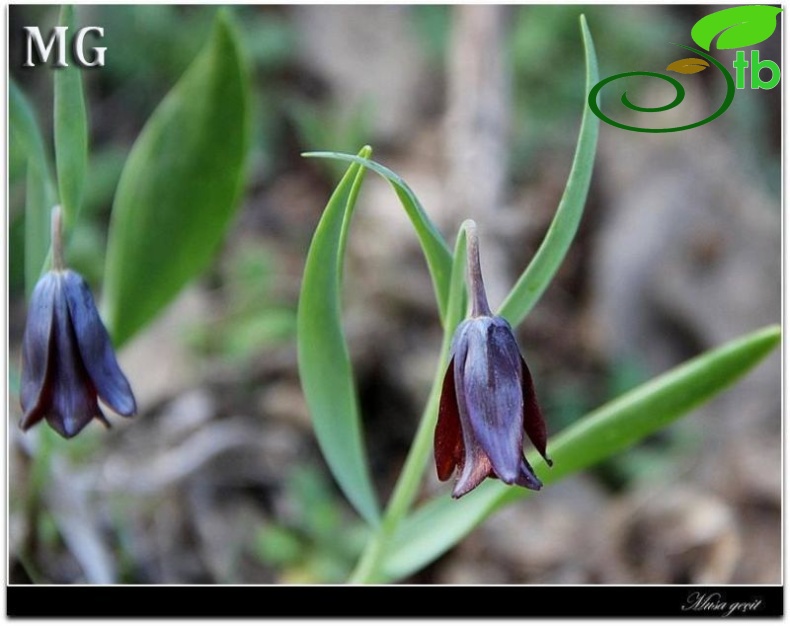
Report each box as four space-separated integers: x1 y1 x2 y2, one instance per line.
589 5 782 133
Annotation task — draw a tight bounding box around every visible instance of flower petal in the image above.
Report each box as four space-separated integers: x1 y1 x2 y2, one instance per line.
461 318 526 484
63 271 136 417
452 440 493 498
434 357 464 481
20 273 58 431
46 276 103 438
514 458 543 491
521 356 552 466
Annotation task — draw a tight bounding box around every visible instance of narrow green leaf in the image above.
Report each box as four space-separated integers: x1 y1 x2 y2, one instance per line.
445 223 469 336
297 146 381 526
9 79 53 187
103 10 250 346
12 80 57 296
497 14 599 327
54 5 88 229
382 325 780 581
303 152 453 324
24 162 53 297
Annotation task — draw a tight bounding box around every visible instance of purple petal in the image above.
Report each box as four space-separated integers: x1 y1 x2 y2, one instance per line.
450 323 494 497
46 276 103 438
63 271 136 417
20 273 58 430
460 318 526 484
514 458 543 491
435 357 464 482
521 356 552 466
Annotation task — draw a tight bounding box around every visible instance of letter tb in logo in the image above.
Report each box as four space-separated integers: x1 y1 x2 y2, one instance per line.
733 50 780 90
23 26 106 68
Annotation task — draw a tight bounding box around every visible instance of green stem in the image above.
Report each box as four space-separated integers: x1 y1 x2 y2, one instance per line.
349 335 451 583
51 205 65 271
349 227 468 583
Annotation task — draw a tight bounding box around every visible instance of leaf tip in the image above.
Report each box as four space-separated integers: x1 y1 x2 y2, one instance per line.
579 13 590 37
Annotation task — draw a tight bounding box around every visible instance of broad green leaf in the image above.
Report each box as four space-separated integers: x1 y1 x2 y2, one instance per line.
24 162 54 297
666 57 710 74
297 146 381 526
104 10 250 346
303 152 453 324
497 15 599 327
54 5 88 229
691 5 782 51
381 325 780 582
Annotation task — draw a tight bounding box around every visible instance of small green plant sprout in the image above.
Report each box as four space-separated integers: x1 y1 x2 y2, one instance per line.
298 16 780 583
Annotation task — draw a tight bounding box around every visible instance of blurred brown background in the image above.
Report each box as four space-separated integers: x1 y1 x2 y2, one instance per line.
8 4 781 584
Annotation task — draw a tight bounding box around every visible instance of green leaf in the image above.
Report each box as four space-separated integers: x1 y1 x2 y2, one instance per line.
11 80 57 296
103 10 250 346
9 79 53 187
24 162 54 297
382 325 780 582
691 5 782 51
346 220 471 582
497 14 599 328
297 146 381 526
54 5 88 229
303 152 453 324
445 223 470 336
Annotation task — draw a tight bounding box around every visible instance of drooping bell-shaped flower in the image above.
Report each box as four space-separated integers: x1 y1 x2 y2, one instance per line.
19 207 136 438
434 221 551 498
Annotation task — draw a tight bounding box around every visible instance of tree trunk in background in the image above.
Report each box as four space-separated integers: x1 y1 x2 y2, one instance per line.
444 4 512 307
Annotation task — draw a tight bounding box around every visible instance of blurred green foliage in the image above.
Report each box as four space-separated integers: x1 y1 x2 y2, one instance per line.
187 241 296 363
289 99 374 178
8 5 297 300
253 467 368 583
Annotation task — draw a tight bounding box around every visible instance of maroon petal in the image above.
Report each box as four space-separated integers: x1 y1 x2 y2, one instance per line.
521 356 552 467
63 271 136 417
452 440 493 498
435 357 464 481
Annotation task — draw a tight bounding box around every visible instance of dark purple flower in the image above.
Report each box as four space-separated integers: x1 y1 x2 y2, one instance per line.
20 208 136 439
434 221 551 498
